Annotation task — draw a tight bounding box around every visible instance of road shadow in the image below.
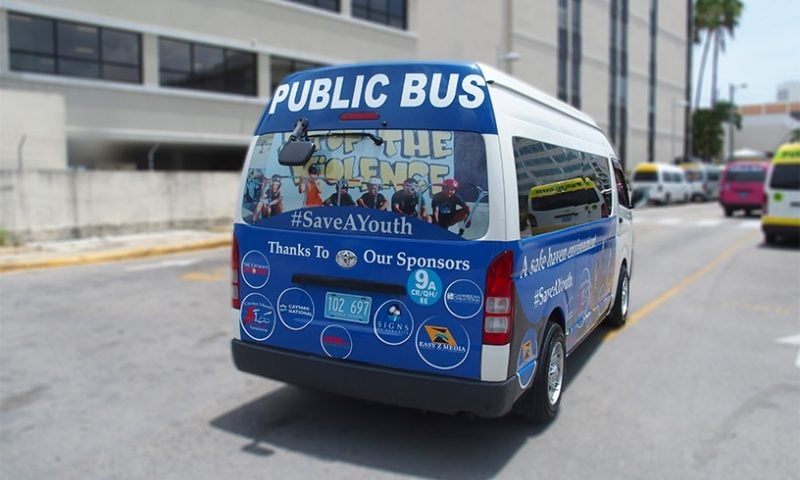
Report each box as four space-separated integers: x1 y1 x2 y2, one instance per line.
210 323 611 479
210 325 609 479
211 385 541 479
758 238 800 250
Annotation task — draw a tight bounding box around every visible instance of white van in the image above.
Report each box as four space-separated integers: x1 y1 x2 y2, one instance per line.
527 177 606 234
762 143 800 244
231 62 634 422
631 163 690 205
680 162 722 201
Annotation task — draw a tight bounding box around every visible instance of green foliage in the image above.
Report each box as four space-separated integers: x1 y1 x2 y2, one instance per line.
789 129 800 143
691 101 741 161
694 0 744 41
693 0 745 107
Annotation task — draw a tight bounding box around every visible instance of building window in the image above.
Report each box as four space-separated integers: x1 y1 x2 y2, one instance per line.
557 0 568 102
647 0 658 163
608 0 629 167
285 0 340 11
570 0 582 109
159 38 256 96
557 0 581 108
352 0 407 29
270 56 326 93
8 12 141 84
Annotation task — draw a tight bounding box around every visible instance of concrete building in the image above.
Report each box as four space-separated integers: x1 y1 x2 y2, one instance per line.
776 81 800 103
734 102 800 157
0 0 689 172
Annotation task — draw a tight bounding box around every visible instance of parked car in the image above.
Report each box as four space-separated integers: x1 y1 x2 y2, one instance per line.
632 163 690 205
719 161 769 217
680 162 722 201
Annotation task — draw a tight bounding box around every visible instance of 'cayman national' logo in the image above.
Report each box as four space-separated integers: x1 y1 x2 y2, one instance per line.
336 250 358 268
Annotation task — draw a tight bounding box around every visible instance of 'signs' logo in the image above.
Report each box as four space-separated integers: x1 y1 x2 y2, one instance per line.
424 326 457 346
335 250 358 268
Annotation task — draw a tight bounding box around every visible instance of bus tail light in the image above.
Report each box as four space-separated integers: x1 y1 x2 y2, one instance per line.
231 235 240 309
483 250 514 345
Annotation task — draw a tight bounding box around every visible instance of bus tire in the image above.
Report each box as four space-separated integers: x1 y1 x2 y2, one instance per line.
606 265 629 327
514 321 565 423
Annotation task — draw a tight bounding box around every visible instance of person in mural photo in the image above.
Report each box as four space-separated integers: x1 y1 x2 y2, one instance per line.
298 164 323 207
324 180 356 206
243 169 267 224
392 178 429 221
257 174 284 219
432 178 470 229
357 177 387 210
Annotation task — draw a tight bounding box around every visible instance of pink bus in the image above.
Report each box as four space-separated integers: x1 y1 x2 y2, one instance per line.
719 161 769 217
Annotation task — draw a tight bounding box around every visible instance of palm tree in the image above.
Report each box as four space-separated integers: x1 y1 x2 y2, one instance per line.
693 0 744 109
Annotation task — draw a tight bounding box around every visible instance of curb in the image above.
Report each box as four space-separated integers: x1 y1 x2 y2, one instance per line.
0 237 232 273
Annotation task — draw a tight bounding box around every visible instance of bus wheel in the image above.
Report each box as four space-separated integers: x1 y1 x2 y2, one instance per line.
606 265 629 327
514 321 565 423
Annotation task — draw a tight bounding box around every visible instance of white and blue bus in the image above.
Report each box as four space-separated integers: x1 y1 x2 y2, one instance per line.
231 62 634 422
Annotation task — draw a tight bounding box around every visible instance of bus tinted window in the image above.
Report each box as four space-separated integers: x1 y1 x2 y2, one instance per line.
633 171 657 182
513 136 611 235
726 166 766 182
770 164 800 190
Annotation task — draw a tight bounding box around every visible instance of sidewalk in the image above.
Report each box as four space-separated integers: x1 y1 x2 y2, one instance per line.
0 228 232 273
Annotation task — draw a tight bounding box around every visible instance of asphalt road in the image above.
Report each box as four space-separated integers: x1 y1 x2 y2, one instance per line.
1 202 798 480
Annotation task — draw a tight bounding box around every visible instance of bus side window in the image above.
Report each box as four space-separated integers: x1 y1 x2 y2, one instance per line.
614 164 631 208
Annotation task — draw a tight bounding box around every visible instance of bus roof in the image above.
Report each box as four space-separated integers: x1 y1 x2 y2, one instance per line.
773 143 800 164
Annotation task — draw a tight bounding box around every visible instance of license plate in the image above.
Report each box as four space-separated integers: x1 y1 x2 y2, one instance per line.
324 292 372 324
738 191 749 198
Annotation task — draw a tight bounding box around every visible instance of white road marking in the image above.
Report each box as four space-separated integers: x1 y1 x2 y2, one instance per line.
696 219 723 227
775 334 800 369
634 217 760 229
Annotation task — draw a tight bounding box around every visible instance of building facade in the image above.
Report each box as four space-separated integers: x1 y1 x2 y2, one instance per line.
0 0 689 172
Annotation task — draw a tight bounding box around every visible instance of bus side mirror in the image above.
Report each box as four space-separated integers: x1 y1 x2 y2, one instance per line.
278 117 316 166
278 141 316 166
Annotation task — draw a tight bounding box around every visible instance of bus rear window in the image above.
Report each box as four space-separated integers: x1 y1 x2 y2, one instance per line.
770 164 800 190
726 167 766 182
241 129 490 239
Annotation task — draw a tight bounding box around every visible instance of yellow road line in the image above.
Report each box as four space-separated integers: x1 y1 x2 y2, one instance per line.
604 231 760 341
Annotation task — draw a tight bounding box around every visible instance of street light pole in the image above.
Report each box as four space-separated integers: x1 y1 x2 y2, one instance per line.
727 83 746 163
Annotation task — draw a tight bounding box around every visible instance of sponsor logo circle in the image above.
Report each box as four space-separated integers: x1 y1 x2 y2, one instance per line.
443 279 483 319
320 325 353 359
407 268 443 306
277 287 315 330
241 250 270 289
240 293 276 341
373 300 414 345
415 317 470 370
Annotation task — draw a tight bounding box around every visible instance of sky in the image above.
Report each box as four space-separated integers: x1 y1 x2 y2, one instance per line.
692 0 800 107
